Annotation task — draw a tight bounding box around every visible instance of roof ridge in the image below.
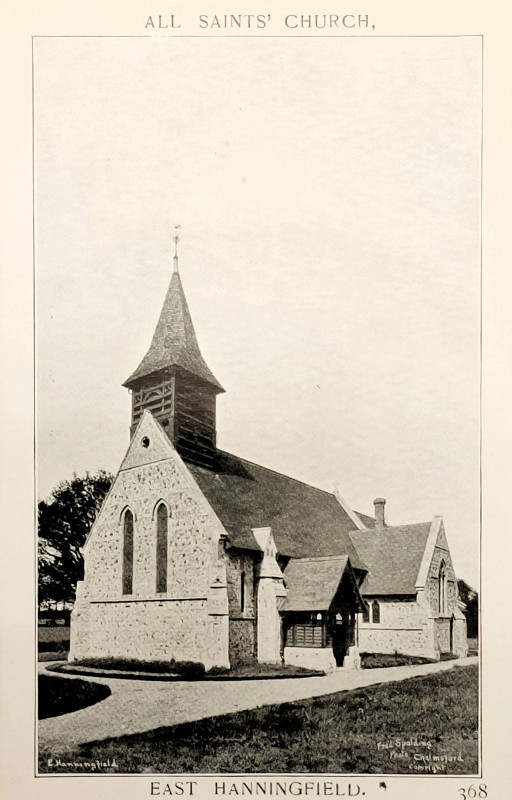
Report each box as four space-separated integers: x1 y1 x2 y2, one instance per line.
289 555 349 563
352 520 432 533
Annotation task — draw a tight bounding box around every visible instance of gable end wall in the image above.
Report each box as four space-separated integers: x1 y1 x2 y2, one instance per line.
70 420 230 668
358 523 467 659
425 526 467 656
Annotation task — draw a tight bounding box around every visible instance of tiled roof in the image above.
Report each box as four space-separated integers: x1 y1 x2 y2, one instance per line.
355 511 375 528
350 522 432 595
283 556 349 611
187 451 367 569
223 525 263 552
123 272 224 391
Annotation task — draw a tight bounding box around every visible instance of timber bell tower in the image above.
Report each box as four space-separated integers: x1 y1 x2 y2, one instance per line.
123 234 224 470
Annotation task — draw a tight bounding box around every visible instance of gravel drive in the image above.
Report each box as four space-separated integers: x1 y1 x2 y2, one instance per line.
38 656 478 754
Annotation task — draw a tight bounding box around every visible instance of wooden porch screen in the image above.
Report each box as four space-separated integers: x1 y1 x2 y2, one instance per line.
285 614 326 648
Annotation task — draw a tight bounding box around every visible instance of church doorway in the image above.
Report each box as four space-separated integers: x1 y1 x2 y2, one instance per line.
330 607 356 667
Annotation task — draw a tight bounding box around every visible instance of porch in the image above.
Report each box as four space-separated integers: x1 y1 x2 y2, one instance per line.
281 556 365 672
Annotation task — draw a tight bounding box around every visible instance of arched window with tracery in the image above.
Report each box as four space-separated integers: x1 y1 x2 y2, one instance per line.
156 502 169 593
122 509 134 595
438 561 447 615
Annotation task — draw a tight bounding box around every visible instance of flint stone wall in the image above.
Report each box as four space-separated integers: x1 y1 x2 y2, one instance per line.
228 619 256 663
426 530 459 613
358 598 437 659
225 552 256 662
71 597 209 662
226 552 256 617
70 422 230 669
425 528 468 657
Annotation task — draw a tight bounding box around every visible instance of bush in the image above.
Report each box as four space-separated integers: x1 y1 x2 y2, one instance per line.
39 639 70 653
169 660 205 680
39 651 69 662
467 637 479 656
361 652 435 669
76 657 172 673
73 657 205 679
206 661 324 678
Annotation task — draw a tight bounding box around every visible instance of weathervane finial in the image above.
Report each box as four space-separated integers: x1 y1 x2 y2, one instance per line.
173 224 181 273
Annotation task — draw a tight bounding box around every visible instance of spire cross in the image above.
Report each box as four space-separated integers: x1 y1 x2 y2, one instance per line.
173 224 181 273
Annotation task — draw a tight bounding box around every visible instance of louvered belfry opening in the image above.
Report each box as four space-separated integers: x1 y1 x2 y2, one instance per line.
124 265 224 470
129 368 219 469
131 374 174 431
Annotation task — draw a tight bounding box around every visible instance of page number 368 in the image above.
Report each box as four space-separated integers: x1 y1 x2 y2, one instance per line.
458 786 487 800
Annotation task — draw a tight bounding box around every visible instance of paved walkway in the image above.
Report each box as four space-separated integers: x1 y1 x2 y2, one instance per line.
39 656 478 754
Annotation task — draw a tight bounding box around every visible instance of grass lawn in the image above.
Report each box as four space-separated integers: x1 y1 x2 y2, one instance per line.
38 626 70 655
39 664 478 775
38 626 70 644
38 674 111 720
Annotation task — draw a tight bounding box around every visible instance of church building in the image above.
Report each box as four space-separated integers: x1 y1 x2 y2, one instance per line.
70 244 468 672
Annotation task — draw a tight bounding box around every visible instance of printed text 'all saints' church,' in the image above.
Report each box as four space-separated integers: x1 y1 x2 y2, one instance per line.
70 238 468 672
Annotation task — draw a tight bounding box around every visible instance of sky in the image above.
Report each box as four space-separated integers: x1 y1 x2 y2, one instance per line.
34 35 481 587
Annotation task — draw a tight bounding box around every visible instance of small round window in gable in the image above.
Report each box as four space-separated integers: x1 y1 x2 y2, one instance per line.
141 436 150 448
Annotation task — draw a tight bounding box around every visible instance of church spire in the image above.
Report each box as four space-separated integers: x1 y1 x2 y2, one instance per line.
123 236 224 469
123 238 224 392
173 224 180 274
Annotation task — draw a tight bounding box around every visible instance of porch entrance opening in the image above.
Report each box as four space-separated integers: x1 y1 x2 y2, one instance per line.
330 608 356 667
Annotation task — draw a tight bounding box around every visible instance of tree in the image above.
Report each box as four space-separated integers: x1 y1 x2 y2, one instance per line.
38 471 113 607
458 579 479 639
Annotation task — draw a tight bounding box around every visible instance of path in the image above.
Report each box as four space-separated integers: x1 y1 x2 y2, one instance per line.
38 656 478 754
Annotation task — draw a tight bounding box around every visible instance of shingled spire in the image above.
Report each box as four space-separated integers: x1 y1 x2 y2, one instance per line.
123 271 224 391
123 241 224 469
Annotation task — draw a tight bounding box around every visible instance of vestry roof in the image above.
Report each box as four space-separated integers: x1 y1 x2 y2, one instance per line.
187 451 367 569
283 556 350 611
123 271 224 391
350 522 432 595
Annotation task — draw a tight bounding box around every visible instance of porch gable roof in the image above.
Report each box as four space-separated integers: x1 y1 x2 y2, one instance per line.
283 555 354 612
